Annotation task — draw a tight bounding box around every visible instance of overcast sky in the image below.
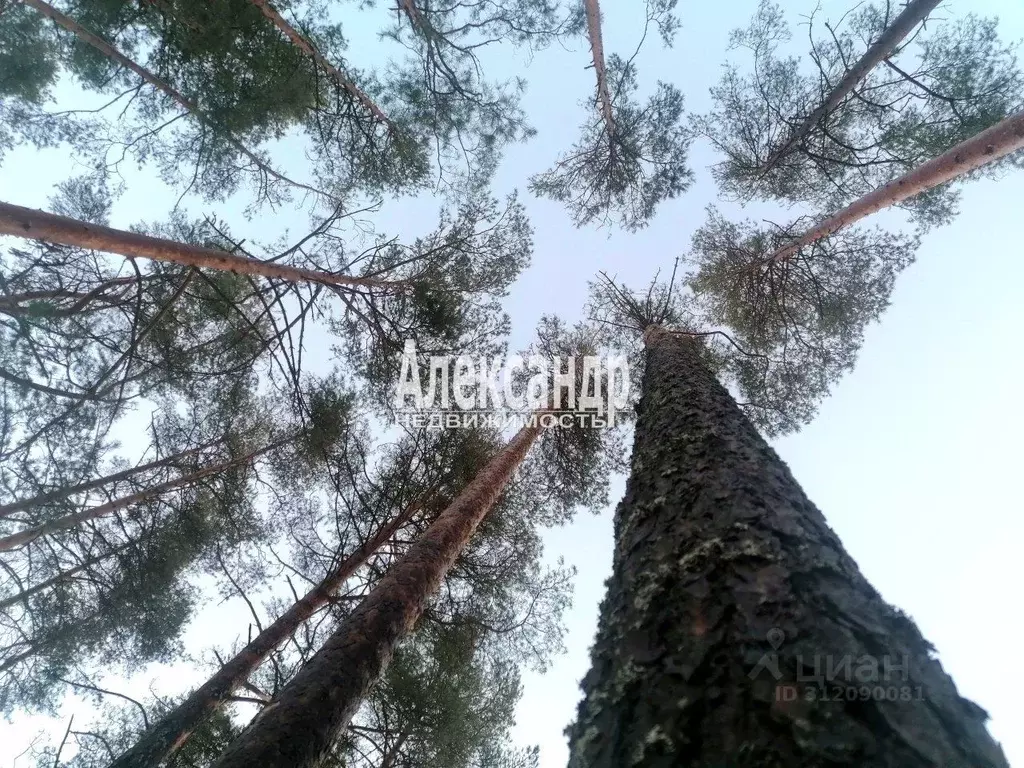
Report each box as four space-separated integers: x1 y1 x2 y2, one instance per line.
2 0 1023 765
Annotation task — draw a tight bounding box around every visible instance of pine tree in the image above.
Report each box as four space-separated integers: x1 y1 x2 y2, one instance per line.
695 1 1024 227
565 326 1008 767
529 0 692 230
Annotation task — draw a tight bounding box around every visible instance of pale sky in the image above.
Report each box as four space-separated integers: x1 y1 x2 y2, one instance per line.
2 0 1023 765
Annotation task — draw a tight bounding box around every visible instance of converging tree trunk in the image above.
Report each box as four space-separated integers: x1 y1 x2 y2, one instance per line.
108 498 425 768
767 108 1024 263
566 327 1008 767
762 0 942 172
247 0 395 131
20 0 328 202
0 438 224 520
0 202 408 290
583 0 615 139
210 421 543 768
0 439 288 552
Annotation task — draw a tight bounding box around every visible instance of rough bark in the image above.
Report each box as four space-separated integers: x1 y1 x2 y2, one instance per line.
210 422 543 768
583 0 615 139
762 0 942 172
0 439 287 552
0 438 223 520
0 202 407 290
767 108 1024 263
247 0 396 131
566 326 1008 768
107 499 424 768
20 0 330 202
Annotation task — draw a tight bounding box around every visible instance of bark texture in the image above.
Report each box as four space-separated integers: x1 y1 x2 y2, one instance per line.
566 327 1007 768
763 0 941 171
108 500 423 768
768 108 1024 262
0 202 402 290
210 422 542 768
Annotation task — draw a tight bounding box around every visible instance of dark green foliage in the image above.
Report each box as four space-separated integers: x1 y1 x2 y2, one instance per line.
689 210 918 433
530 55 693 231
695 1 1024 227
339 618 540 768
0 4 59 102
334 193 532 409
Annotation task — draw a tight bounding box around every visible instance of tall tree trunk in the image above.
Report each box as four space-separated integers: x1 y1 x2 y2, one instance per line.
0 202 408 290
583 0 615 140
762 0 941 172
247 0 396 132
108 499 425 768
0 438 288 552
0 438 223 520
210 421 543 768
20 0 330 203
0 542 131 610
566 326 1008 767
766 108 1024 263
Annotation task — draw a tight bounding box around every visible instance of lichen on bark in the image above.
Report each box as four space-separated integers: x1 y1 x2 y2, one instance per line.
566 329 1008 768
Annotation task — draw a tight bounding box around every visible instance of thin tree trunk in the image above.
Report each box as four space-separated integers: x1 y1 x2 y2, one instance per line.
583 0 615 139
0 438 287 552
0 437 223 520
0 542 131 610
0 202 408 290
21 0 331 203
766 107 1024 263
566 325 1008 767
381 731 410 768
762 0 941 172
247 0 396 132
0 276 138 316
107 497 425 768
210 421 543 768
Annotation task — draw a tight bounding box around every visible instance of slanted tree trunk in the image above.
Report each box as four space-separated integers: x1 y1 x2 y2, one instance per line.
766 108 1024 263
583 0 615 139
0 437 223 520
108 499 425 768
0 202 408 290
20 0 330 203
0 542 132 610
762 0 942 172
0 438 288 552
247 0 396 132
566 326 1008 768
0 276 139 316
210 421 543 768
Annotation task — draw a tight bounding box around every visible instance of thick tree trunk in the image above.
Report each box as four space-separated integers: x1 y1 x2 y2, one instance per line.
0 438 223 520
766 107 1024 263
247 0 395 131
582 0 615 139
210 421 543 768
762 0 941 172
0 202 406 290
108 499 424 768
21 0 329 202
0 439 286 552
566 326 1008 768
